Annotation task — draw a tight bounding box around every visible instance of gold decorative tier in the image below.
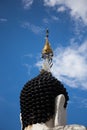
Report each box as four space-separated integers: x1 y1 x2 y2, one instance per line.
42 38 53 55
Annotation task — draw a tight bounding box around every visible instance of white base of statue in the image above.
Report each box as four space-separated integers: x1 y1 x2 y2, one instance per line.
24 124 86 130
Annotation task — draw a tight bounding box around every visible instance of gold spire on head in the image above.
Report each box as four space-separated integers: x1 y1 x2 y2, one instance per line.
41 29 53 72
42 29 53 56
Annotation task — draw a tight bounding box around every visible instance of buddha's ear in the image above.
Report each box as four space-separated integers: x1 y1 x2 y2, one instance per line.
54 94 66 127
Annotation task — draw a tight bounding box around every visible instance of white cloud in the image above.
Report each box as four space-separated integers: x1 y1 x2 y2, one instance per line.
51 15 59 21
43 18 49 24
44 0 87 25
21 22 44 34
57 6 66 12
71 96 87 108
22 0 33 9
81 98 87 108
36 41 87 90
44 0 59 7
0 18 7 22
23 63 32 75
24 54 33 58
43 16 59 24
0 96 16 108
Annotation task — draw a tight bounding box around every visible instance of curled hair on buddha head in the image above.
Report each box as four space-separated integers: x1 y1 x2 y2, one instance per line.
20 71 69 130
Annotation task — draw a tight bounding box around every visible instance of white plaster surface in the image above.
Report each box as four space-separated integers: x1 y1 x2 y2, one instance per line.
54 94 66 127
24 124 86 130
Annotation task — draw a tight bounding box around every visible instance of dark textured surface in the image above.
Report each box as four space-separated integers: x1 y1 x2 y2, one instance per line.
20 71 69 130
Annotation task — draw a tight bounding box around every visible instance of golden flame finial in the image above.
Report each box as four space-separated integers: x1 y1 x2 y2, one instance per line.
42 29 53 57
41 29 53 72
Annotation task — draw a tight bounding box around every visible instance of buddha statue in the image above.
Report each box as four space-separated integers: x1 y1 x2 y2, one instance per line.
20 30 86 130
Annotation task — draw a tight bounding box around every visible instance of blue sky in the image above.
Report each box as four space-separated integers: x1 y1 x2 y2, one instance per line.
0 0 87 129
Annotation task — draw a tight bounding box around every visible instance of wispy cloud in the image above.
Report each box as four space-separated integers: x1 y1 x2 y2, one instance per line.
22 53 34 75
0 96 16 108
43 15 59 24
24 54 33 58
22 0 33 9
23 63 32 75
36 41 87 90
51 15 59 21
43 18 49 24
57 6 66 12
0 18 8 23
44 0 87 25
21 22 44 34
70 96 87 108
